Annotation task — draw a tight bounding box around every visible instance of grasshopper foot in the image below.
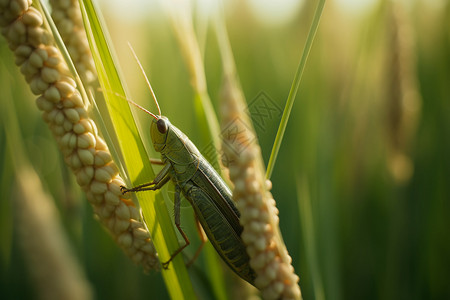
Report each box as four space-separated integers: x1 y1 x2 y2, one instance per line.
120 185 130 195
162 260 170 270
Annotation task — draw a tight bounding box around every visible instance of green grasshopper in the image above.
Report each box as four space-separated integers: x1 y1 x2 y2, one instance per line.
119 54 256 285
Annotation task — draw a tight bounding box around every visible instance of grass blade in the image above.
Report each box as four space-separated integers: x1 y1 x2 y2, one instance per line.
266 0 326 179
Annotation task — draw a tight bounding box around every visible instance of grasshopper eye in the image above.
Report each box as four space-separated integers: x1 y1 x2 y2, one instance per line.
156 118 168 133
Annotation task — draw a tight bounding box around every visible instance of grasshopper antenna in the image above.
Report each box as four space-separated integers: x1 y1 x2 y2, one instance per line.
98 88 158 120
127 42 162 117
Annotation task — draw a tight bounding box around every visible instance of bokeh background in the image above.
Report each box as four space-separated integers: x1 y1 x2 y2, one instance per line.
1 0 449 299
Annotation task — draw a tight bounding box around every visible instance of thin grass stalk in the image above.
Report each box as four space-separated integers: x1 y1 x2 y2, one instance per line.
385 0 421 184
14 165 94 300
163 0 222 170
0 0 159 272
2 69 93 300
266 0 326 179
214 8 301 299
296 177 325 300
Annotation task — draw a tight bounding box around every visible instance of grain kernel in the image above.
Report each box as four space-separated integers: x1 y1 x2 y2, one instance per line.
64 108 80 123
133 238 145 248
45 56 60 68
99 204 114 219
132 252 144 263
77 132 95 149
44 85 61 103
60 132 74 150
28 50 43 68
76 166 94 186
10 19 26 36
36 96 53 112
94 167 112 183
62 99 75 108
73 122 86 135
141 243 156 254
114 218 130 233
94 150 112 166
118 232 132 247
14 45 32 59
109 179 125 196
9 0 26 16
134 228 149 240
75 107 87 119
55 80 75 97
41 66 60 83
115 202 130 220
22 7 42 26
78 148 94 165
30 76 49 95
68 92 83 107
70 153 82 170
129 206 139 220
53 110 65 125
104 191 120 205
63 119 73 132
254 238 266 251
50 123 65 136
95 137 107 150
90 180 107 194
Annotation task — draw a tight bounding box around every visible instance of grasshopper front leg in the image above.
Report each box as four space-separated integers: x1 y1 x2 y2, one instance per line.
120 163 192 269
120 163 171 194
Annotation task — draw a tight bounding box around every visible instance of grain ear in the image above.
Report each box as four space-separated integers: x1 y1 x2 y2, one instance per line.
0 0 159 272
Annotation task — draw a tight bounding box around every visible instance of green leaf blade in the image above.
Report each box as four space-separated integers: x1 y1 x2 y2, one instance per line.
79 1 196 299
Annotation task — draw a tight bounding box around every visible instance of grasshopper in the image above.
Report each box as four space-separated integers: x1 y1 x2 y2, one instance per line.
119 49 256 285
121 113 256 285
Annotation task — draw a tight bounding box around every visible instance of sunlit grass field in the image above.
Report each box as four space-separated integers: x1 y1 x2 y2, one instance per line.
1 0 449 299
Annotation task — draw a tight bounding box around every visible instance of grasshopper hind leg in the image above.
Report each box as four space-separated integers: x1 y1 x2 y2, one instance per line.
185 217 207 268
162 184 191 269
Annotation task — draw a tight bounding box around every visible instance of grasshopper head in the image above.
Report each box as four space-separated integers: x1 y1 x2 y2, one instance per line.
151 116 170 152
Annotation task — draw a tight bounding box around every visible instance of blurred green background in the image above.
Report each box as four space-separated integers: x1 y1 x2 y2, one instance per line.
1 0 449 299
